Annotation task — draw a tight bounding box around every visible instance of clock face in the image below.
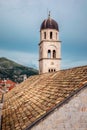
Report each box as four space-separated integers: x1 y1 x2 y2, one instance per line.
51 62 54 65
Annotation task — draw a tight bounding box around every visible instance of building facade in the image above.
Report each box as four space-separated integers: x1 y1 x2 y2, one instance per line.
31 85 87 130
39 13 61 74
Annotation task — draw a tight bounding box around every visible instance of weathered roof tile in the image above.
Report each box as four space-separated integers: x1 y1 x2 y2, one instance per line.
1 66 87 130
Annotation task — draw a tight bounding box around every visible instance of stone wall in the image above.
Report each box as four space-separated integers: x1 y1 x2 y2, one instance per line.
31 87 87 130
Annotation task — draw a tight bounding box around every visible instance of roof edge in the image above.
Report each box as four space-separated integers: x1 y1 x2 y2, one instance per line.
25 82 87 130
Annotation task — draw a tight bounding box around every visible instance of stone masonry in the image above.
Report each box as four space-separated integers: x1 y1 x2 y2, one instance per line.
31 86 87 130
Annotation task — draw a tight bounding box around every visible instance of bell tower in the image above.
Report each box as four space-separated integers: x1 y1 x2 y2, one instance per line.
39 13 61 74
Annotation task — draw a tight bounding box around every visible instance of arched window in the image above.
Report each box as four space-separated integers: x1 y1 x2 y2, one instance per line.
50 32 52 39
48 50 51 58
48 69 50 72
48 69 56 73
56 32 57 40
51 69 53 72
40 50 42 58
44 32 46 39
54 69 56 72
53 50 56 58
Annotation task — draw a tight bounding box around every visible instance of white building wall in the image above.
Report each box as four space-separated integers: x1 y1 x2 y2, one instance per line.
42 59 61 73
40 29 59 41
42 42 61 58
39 28 61 74
31 87 87 130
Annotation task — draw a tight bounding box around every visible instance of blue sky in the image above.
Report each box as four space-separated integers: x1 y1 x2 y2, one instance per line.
0 0 87 69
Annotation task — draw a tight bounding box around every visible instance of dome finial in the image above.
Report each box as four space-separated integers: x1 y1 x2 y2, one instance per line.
48 11 51 19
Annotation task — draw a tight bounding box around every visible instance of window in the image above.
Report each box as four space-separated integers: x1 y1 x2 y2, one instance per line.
48 69 50 72
56 32 57 40
54 69 56 72
48 69 56 73
51 69 53 72
53 50 56 58
44 32 46 39
48 50 51 58
40 50 42 58
50 32 52 39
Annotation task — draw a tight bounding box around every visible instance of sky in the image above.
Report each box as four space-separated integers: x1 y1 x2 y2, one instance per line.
0 0 87 69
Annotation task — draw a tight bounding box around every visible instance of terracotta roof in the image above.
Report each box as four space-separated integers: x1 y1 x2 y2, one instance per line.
6 80 15 84
0 80 2 83
2 66 87 130
0 79 15 85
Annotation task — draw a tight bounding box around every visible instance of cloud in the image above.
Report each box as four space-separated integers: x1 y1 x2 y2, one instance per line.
0 0 87 70
61 59 87 69
0 49 38 69
1 48 87 71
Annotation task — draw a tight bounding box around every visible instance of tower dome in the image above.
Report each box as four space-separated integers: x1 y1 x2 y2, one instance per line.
39 13 61 74
40 13 59 31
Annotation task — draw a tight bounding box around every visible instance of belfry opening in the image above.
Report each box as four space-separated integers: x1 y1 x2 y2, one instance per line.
39 13 61 74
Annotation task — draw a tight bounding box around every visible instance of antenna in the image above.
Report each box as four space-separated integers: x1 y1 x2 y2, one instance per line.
48 11 51 18
47 9 51 18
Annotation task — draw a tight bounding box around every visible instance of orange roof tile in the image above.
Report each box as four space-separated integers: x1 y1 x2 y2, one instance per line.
5 80 15 85
0 79 15 85
1 65 87 130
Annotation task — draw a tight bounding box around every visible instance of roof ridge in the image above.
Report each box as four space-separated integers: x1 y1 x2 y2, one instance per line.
25 83 87 130
2 65 87 130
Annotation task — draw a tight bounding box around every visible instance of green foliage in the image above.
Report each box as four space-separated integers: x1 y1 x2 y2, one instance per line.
0 57 38 83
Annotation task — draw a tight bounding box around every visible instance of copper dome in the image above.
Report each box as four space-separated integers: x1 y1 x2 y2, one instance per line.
40 16 59 31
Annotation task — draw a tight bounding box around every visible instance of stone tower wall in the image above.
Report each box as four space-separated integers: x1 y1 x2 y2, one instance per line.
39 28 61 74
